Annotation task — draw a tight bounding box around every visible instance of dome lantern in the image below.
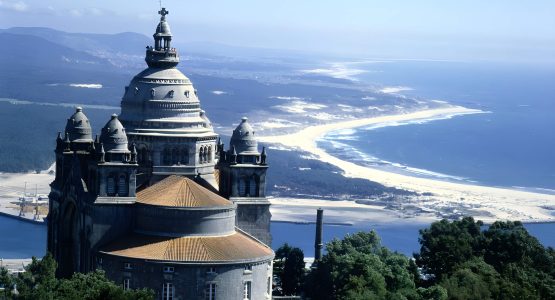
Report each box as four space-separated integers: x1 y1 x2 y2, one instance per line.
145 7 179 68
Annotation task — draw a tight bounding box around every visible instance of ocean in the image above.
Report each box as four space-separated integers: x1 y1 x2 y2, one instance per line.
0 216 46 259
1 216 553 259
319 60 555 191
270 221 555 257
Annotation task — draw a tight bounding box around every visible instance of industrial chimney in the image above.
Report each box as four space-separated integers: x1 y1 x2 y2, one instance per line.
314 208 324 261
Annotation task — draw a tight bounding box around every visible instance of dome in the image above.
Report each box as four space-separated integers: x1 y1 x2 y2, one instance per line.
155 20 171 36
230 117 259 154
65 107 93 142
200 110 212 128
120 68 215 137
100 114 129 153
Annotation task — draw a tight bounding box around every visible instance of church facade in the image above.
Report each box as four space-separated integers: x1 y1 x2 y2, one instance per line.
47 8 273 300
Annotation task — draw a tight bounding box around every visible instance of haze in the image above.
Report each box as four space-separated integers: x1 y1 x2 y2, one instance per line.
1 0 554 62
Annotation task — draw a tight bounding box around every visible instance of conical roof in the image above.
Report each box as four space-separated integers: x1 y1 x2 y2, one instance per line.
65 107 93 142
230 117 259 154
100 114 129 153
137 175 232 208
100 231 273 263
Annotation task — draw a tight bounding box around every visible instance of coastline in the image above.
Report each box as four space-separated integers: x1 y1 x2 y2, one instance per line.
260 106 555 223
0 211 45 225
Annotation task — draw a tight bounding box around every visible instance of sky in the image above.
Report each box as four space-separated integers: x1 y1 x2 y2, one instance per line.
1 0 554 62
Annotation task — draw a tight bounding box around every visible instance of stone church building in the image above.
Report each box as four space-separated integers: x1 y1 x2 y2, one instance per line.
47 8 273 300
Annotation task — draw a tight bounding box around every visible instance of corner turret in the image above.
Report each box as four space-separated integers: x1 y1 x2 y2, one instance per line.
216 117 271 245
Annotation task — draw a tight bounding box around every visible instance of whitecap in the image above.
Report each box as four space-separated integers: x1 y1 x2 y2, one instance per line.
69 83 103 89
379 86 413 94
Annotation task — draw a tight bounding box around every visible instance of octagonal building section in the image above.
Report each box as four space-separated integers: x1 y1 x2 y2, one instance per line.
98 175 274 300
119 9 218 186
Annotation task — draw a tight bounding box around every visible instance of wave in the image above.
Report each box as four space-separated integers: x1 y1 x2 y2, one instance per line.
273 100 327 113
69 83 103 89
46 83 103 89
316 111 493 184
357 110 490 131
299 62 370 81
319 138 472 183
512 186 555 195
269 96 306 101
0 98 118 110
379 86 413 94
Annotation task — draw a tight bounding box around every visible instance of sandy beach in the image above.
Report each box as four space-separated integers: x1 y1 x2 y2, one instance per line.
260 106 555 223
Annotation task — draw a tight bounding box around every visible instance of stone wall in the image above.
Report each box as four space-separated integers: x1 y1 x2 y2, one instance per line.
97 255 273 300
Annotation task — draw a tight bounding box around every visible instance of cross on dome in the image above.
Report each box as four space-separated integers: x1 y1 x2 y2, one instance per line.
158 7 169 20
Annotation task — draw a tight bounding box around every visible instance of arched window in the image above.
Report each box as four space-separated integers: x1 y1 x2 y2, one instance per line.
172 148 179 165
107 173 117 196
239 177 247 197
180 149 189 165
118 174 128 196
206 146 212 163
184 90 190 98
202 146 209 163
168 90 174 98
163 148 171 165
199 147 205 164
139 148 148 164
248 176 258 197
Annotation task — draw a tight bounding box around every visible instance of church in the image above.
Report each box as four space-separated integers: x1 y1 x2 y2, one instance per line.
47 8 274 300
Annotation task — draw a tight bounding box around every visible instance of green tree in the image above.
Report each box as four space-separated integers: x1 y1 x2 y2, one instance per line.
9 253 154 300
415 217 483 281
15 254 58 299
273 243 305 296
416 218 555 300
282 247 305 295
55 270 153 300
0 267 14 299
306 231 422 300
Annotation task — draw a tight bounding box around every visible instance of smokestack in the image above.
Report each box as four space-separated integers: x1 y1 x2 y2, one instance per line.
314 208 324 261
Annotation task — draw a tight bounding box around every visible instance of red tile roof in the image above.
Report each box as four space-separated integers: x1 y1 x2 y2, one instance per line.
137 175 231 207
99 232 273 263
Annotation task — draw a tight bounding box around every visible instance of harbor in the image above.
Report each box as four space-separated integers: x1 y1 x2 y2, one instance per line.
0 169 52 224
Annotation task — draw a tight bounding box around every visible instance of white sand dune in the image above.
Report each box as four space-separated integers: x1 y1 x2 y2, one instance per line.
260 106 555 223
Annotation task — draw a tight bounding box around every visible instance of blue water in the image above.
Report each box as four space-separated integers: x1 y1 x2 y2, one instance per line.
321 60 555 190
271 221 555 257
1 214 553 260
0 216 46 259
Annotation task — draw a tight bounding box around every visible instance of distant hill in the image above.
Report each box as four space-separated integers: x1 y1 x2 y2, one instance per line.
0 32 135 105
0 32 109 69
1 27 149 68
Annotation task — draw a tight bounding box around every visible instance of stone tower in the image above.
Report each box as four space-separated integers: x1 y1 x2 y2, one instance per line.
48 110 138 278
119 7 218 187
217 117 272 245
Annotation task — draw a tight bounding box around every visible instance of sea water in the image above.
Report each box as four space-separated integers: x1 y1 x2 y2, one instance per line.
270 222 555 257
1 215 553 259
0 216 46 259
319 60 555 190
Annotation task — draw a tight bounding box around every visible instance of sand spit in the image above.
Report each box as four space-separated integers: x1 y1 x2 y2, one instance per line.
260 106 555 223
